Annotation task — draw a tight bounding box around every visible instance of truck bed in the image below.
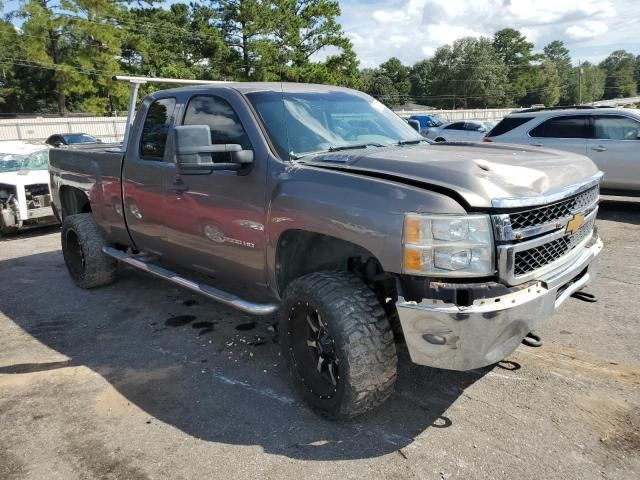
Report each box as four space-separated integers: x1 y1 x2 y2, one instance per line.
49 144 131 246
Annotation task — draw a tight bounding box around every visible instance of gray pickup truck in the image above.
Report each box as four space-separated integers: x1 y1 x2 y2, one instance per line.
49 80 603 419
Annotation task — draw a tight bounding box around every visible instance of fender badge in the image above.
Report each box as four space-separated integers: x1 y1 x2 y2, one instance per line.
566 213 585 235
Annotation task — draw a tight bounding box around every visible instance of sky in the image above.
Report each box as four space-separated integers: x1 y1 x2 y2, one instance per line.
3 0 640 68
342 0 640 67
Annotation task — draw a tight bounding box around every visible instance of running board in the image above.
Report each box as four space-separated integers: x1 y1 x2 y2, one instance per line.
102 247 278 316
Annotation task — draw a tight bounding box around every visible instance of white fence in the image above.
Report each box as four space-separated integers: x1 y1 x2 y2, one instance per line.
0 108 515 143
395 108 516 121
0 116 127 143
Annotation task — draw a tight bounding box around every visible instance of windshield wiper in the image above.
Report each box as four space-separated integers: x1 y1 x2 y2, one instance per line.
293 143 386 160
397 139 428 146
329 142 386 152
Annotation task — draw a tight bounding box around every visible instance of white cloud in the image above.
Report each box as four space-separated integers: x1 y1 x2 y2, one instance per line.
565 21 608 40
338 0 640 67
372 10 409 23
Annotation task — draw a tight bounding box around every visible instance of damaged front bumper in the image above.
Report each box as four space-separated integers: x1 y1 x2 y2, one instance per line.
396 236 603 371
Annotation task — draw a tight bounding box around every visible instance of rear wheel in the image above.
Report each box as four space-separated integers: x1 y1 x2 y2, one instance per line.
280 272 397 419
61 213 118 288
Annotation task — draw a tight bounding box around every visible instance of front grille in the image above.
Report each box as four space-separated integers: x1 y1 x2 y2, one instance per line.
25 184 50 199
25 184 52 209
509 186 599 230
514 216 595 276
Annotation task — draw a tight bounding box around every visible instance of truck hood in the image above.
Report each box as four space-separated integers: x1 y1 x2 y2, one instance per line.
0 169 51 187
299 143 601 209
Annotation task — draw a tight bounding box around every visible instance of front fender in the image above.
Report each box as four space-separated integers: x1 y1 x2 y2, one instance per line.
266 163 466 290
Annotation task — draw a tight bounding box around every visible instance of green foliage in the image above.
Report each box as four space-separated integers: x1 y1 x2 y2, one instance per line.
428 37 508 108
0 4 636 115
542 40 573 103
0 0 356 114
408 59 432 102
567 62 605 104
492 28 538 104
599 50 637 99
378 57 410 102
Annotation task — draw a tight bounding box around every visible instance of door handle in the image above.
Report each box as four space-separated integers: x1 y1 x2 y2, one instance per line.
172 179 189 195
530 142 544 147
591 145 607 152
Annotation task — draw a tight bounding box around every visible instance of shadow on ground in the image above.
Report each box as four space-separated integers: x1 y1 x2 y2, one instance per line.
0 224 60 242
598 197 639 225
0 247 502 461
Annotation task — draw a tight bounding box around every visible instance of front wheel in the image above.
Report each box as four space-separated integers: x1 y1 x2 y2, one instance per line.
280 272 397 419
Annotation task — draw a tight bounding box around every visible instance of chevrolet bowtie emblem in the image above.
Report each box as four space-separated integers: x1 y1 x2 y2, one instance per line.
566 213 585 235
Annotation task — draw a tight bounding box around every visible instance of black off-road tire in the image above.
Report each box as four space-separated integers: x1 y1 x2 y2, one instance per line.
280 272 397 419
61 213 118 289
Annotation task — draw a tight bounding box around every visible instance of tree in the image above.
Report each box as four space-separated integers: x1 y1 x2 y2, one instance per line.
16 0 129 114
636 55 640 94
567 62 605 104
543 40 573 104
378 57 410 102
599 50 637 99
493 28 537 104
409 59 432 102
121 3 234 83
270 0 356 83
363 72 400 106
214 0 272 79
429 37 508 108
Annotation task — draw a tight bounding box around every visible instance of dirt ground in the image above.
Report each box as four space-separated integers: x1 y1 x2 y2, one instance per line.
0 196 638 480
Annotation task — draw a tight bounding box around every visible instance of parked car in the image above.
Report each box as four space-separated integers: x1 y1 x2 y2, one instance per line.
408 114 447 137
49 79 603 419
46 133 101 147
0 141 57 234
428 119 496 142
484 106 640 195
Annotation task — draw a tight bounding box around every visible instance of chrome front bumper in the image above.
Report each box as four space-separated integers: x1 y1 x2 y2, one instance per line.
396 236 603 371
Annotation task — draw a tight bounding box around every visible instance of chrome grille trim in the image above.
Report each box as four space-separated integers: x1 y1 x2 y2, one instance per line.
493 186 599 242
496 207 598 285
491 172 603 209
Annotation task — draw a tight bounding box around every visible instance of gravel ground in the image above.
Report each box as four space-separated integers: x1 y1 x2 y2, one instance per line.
0 196 638 480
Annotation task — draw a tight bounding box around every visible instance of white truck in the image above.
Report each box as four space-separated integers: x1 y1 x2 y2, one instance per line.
0 141 57 234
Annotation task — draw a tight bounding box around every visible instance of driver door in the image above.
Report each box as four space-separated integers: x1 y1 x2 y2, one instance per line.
161 91 269 298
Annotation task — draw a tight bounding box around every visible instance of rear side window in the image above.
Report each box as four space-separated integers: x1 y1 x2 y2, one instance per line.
464 122 484 131
593 115 640 140
140 98 177 160
486 117 534 137
445 122 465 130
529 115 588 139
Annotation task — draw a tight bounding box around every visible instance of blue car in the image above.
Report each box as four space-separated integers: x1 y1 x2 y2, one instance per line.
408 114 446 137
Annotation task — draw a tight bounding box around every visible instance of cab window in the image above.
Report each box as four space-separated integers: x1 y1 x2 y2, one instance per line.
444 122 465 130
140 98 177 160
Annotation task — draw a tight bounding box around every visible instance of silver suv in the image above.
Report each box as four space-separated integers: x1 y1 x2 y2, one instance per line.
485 107 640 195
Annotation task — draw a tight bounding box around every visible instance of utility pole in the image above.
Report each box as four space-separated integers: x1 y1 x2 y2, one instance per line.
578 60 583 105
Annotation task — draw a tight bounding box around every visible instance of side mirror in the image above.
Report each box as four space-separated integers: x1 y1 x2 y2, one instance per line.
172 125 254 174
407 119 421 133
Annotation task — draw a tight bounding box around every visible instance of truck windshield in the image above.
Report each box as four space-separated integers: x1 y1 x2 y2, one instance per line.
0 150 49 173
246 90 424 159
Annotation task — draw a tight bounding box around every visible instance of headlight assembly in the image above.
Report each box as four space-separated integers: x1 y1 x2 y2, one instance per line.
403 213 494 276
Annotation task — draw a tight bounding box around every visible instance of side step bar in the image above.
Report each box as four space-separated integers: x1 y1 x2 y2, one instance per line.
102 247 278 316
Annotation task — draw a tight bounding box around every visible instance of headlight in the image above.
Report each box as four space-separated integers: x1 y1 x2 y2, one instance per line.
403 213 494 276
